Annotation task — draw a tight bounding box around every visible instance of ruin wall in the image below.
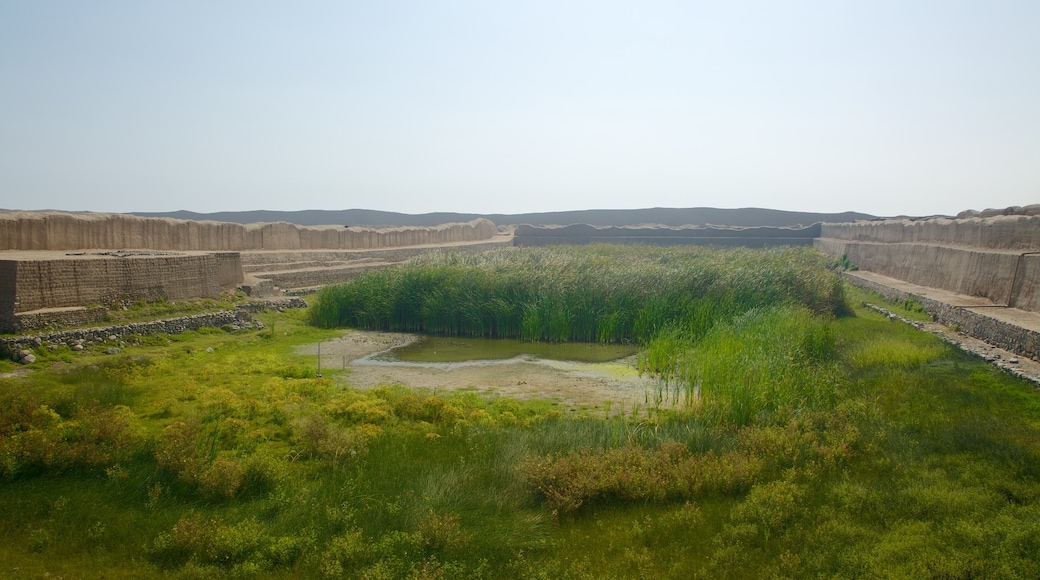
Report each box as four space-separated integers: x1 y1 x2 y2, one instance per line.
815 215 1040 312
10 254 228 313
820 215 1040 250
513 223 821 247
0 212 497 251
0 261 15 329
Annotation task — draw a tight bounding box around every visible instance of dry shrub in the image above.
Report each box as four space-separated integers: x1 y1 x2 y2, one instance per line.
293 414 381 463
149 514 312 571
418 510 471 551
154 420 207 485
736 407 866 472
0 392 144 478
199 457 245 498
325 393 394 424
521 441 763 514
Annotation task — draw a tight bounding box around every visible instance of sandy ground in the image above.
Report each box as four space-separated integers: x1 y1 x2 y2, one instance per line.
295 330 660 411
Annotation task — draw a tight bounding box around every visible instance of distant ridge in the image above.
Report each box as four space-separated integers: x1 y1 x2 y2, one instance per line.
132 207 875 228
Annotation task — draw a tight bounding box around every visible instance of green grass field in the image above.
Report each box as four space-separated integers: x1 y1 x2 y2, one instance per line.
2 246 1039 578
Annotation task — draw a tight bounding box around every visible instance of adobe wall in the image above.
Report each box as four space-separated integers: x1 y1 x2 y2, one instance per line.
214 252 245 289
815 214 1040 312
11 254 225 313
821 214 1040 250
0 211 498 251
0 261 16 330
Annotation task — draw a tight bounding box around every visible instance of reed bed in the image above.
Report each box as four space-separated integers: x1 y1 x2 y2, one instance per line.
311 245 849 344
639 305 842 423
314 245 850 424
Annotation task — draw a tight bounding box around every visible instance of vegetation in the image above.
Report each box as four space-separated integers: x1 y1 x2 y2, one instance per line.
311 245 851 342
101 291 250 325
1 246 1039 578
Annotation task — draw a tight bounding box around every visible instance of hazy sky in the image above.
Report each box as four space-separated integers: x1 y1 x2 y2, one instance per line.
2 1 1037 217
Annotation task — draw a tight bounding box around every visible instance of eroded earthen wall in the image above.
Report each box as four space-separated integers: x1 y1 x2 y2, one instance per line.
821 215 1040 250
513 223 821 247
0 261 16 327
0 212 498 251
13 255 223 312
214 252 244 289
816 216 1040 312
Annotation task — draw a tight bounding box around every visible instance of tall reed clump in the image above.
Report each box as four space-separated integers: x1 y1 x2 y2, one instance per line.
639 305 842 424
312 245 850 344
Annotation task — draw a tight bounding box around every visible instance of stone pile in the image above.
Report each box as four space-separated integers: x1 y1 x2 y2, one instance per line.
0 300 304 363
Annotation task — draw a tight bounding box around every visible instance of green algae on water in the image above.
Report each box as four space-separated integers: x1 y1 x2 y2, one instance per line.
375 336 639 364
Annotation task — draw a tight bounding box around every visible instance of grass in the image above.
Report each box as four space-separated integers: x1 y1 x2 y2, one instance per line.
1 292 253 339
845 284 934 323
2 248 1040 577
101 292 251 324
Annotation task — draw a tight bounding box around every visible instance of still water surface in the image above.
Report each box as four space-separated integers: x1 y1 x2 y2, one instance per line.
366 336 638 365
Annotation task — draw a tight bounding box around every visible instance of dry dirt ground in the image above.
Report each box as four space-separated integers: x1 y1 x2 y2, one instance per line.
295 330 660 412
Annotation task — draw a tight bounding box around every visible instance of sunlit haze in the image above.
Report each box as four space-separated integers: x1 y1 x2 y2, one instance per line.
2 1 1037 217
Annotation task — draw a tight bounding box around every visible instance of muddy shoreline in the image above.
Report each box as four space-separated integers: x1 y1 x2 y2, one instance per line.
295 330 659 411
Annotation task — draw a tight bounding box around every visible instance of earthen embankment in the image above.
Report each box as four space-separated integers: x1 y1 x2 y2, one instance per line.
513 223 820 247
0 211 498 251
815 215 1040 312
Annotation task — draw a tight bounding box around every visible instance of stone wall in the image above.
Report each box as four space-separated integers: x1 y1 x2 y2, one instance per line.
0 211 498 251
11 307 109 333
0 298 306 358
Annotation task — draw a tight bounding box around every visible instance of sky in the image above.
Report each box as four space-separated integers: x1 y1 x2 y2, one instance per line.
1 1 1037 217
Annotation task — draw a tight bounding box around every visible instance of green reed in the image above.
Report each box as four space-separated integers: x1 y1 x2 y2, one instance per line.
312 245 849 344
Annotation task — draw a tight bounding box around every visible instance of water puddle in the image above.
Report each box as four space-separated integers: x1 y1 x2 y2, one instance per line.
355 335 639 370
304 330 659 409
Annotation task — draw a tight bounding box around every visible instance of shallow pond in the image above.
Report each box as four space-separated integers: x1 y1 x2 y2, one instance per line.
304 331 657 409
371 336 639 364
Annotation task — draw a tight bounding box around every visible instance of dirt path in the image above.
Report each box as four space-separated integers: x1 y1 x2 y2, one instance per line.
295 330 659 411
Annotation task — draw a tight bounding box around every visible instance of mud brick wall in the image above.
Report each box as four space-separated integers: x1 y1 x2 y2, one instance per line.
214 252 244 289
0 261 16 329
12 255 224 313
